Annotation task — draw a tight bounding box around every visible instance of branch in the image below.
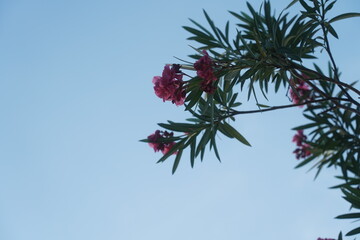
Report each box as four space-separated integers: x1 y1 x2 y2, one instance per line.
227 97 359 117
289 67 360 115
319 4 360 107
290 62 360 96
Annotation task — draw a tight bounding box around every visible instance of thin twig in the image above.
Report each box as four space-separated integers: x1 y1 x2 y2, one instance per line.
227 97 359 117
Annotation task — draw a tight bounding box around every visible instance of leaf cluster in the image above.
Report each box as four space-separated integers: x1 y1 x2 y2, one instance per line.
145 0 360 236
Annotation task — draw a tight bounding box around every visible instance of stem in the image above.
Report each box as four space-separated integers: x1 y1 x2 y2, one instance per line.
319 3 360 107
288 64 360 115
290 62 360 96
227 97 359 117
289 70 359 114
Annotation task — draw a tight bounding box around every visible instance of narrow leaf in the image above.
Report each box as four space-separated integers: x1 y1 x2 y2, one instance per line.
172 149 183 174
329 13 360 24
336 213 360 219
286 0 299 10
221 122 251 146
190 138 196 168
157 140 184 163
256 104 270 108
346 226 360 236
338 231 342 240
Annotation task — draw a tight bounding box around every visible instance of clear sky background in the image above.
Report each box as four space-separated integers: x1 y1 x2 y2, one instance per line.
1 1 359 240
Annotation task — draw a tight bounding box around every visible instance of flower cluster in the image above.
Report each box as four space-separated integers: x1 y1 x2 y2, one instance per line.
292 130 311 159
153 64 186 106
194 50 217 93
147 130 177 155
289 74 311 107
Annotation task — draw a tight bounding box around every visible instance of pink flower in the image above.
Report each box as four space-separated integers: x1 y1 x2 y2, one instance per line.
293 143 312 159
194 51 217 93
147 130 177 155
292 130 306 146
153 64 186 106
292 130 312 159
162 141 176 155
147 130 164 152
289 74 311 106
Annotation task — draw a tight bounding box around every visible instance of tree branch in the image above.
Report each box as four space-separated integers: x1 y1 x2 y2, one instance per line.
227 97 359 117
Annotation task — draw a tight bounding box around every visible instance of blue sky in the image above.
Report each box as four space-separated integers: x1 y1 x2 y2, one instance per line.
0 0 359 240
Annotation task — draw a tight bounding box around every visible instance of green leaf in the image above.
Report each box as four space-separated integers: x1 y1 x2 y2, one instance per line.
195 128 212 157
337 231 342 240
292 123 319 130
172 149 183 174
228 93 239 107
224 70 239 87
183 134 197 149
325 22 338 39
329 13 360 24
185 88 203 110
188 36 221 48
190 138 196 168
286 0 299 10
231 102 242 108
203 10 222 43
256 104 270 108
188 18 213 36
274 74 283 92
346 226 360 236
157 140 184 163
140 136 182 143
325 1 336 13
336 213 360 219
221 122 251 146
313 63 324 75
158 121 204 133
225 21 229 40
299 0 314 13
342 189 360 209
237 30 256 57
210 128 221 162
216 27 230 47
183 26 211 39
218 124 234 139
295 154 317 169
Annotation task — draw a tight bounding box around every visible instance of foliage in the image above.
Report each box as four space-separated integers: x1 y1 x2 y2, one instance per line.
141 0 360 237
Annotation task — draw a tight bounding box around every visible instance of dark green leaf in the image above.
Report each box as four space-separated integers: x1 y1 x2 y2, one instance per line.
295 154 317 169
183 26 211 39
221 122 251 146
329 13 360 24
188 18 213 36
160 121 205 133
225 21 229 40
286 0 299 10
325 22 339 39
292 123 319 130
237 31 256 57
346 226 360 236
185 88 203 110
299 0 314 13
203 10 222 43
325 1 336 13
172 149 183 174
157 140 184 163
256 104 270 108
337 231 342 240
190 138 196 168
195 128 212 157
336 213 360 219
